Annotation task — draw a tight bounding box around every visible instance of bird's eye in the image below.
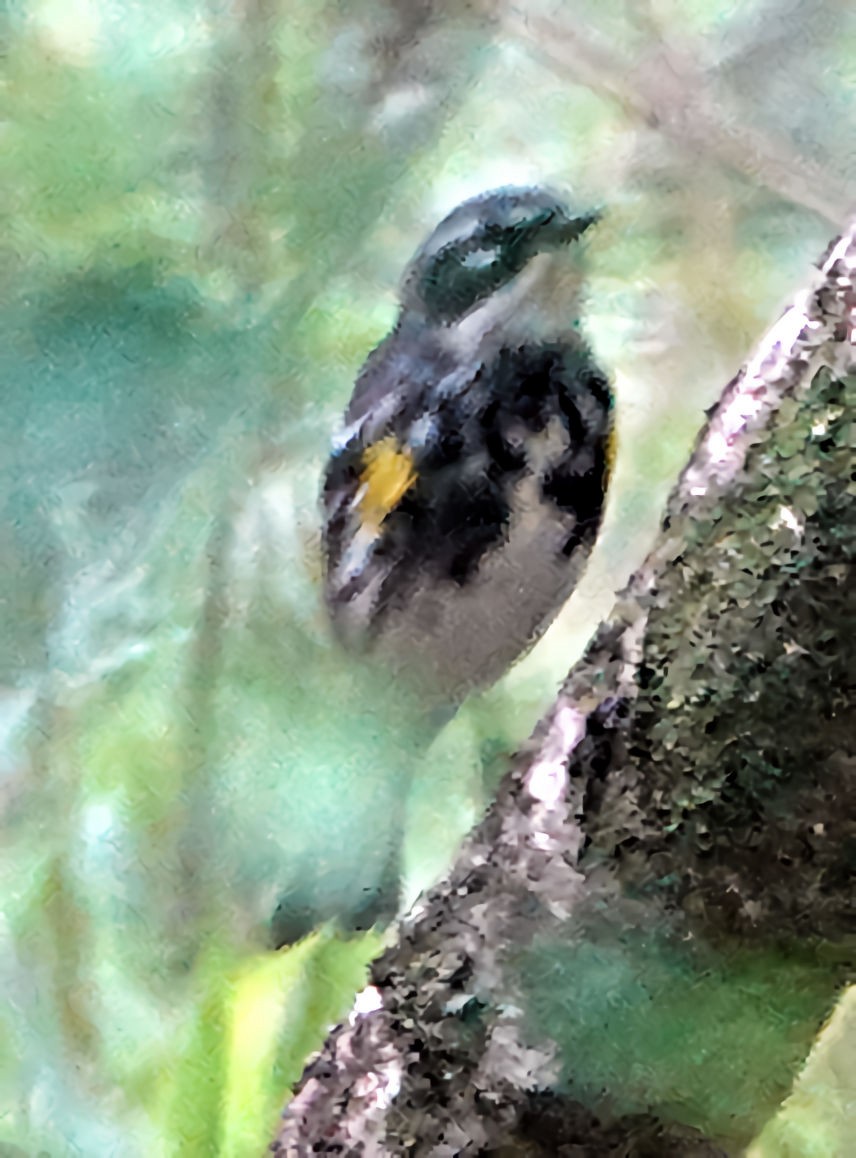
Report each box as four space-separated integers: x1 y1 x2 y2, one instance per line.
460 247 501 270
420 245 514 322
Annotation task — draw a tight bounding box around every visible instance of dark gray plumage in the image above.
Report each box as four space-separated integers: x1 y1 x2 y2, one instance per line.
323 187 611 704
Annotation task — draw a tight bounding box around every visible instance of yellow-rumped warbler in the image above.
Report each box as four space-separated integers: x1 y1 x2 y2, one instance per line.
322 187 612 705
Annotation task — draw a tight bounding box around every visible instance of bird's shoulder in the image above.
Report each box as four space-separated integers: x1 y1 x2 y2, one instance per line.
344 319 463 426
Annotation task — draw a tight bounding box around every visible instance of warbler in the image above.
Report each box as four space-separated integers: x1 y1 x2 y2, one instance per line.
322 186 611 705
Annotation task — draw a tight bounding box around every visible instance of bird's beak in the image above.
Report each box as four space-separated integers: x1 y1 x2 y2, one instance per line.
547 207 602 247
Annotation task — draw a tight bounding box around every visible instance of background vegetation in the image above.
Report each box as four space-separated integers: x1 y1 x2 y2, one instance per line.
1 0 853 1153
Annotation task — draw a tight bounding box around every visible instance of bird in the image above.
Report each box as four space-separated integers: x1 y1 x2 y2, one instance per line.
321 186 613 710
270 187 613 944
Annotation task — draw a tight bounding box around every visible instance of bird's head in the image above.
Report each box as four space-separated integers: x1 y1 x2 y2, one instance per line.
400 186 600 326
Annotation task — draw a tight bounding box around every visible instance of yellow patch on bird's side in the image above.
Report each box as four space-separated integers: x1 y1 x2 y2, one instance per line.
358 436 417 529
605 418 617 480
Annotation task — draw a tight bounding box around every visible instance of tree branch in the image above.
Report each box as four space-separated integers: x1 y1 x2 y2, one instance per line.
492 2 851 227
272 220 855 1154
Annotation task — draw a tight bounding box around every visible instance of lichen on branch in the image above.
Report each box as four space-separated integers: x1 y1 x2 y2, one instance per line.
272 221 856 1157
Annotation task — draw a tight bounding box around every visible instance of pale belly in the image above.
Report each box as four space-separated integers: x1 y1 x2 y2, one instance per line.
370 476 591 705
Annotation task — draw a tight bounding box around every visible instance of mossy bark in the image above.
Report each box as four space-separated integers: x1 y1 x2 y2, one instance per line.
273 224 855 1156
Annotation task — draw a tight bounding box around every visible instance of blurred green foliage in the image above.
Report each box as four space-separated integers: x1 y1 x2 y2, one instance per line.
1 0 854 1153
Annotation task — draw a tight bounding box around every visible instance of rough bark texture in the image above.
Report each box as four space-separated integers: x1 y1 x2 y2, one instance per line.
272 223 855 1155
